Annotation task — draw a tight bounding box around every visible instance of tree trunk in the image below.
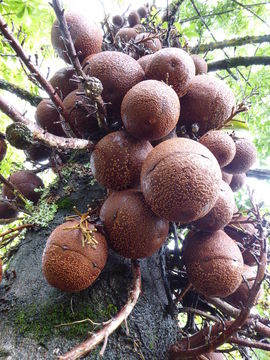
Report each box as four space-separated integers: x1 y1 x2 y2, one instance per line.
0 167 178 360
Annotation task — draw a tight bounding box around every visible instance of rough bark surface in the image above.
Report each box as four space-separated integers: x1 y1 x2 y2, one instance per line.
0 169 178 360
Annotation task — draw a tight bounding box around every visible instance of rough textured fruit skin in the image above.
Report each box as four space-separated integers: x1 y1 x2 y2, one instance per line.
84 51 145 116
35 99 65 137
191 54 208 75
225 265 261 308
91 130 152 190
121 80 180 141
179 75 236 136
51 12 102 63
128 11 140 27
146 48 196 98
223 138 257 174
100 190 169 259
183 230 244 298
49 66 77 99
230 173 246 192
224 216 258 266
42 220 108 292
193 180 235 232
0 138 7 162
2 170 44 204
137 54 155 72
62 90 99 139
199 130 236 168
0 201 18 219
25 143 51 162
222 170 232 185
134 32 162 53
115 28 137 43
141 138 222 223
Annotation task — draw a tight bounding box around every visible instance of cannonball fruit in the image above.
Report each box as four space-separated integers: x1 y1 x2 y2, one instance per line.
222 171 232 185
2 170 44 204
183 230 244 298
115 28 137 43
137 6 148 18
49 66 77 99
230 173 246 192
137 54 155 72
112 15 124 27
121 80 180 141
100 190 169 259
0 200 18 220
134 33 162 54
127 11 140 27
0 137 7 162
141 138 222 223
179 75 236 136
199 130 236 168
193 180 235 232
42 220 108 292
146 48 196 98
51 12 102 63
91 130 153 190
223 137 257 174
84 51 145 116
35 99 65 137
191 54 208 75
62 90 99 139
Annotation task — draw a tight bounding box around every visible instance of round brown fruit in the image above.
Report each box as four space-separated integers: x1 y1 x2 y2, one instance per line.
222 171 232 185
0 259 2 283
115 28 137 43
84 51 145 116
100 190 169 259
137 54 155 72
0 137 7 162
224 216 258 266
179 75 236 136
151 127 177 147
121 80 180 141
141 138 222 223
230 173 246 192
35 99 65 137
134 32 162 54
225 265 261 308
51 12 102 63
146 48 195 98
91 130 153 190
42 220 108 292
191 54 208 75
25 143 51 162
128 11 140 27
199 130 236 168
183 230 244 298
137 6 148 18
223 137 257 174
62 90 99 139
49 66 77 99
112 14 124 27
0 200 18 220
193 180 235 232
2 170 44 204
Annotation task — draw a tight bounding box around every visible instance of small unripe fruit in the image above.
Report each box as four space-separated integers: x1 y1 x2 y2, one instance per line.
2 170 44 204
115 28 137 43
193 181 235 232
42 220 108 292
35 99 65 137
91 130 153 190
223 138 257 174
100 190 169 259
191 54 208 75
134 32 162 54
146 48 196 98
230 173 246 192
199 130 236 168
183 230 244 298
51 12 102 63
121 80 180 141
49 66 77 99
112 14 124 27
128 11 140 27
137 6 148 18
0 137 7 162
0 200 18 220
141 138 222 223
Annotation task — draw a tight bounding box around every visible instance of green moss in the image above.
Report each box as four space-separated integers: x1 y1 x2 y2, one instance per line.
15 300 118 342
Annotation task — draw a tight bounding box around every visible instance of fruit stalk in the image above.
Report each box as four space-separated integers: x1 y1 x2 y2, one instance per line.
57 260 142 360
0 14 80 138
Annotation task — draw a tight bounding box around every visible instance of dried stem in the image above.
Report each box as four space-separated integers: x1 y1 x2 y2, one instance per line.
229 336 270 351
0 14 80 137
58 260 142 360
0 95 93 150
175 282 192 304
0 224 34 240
